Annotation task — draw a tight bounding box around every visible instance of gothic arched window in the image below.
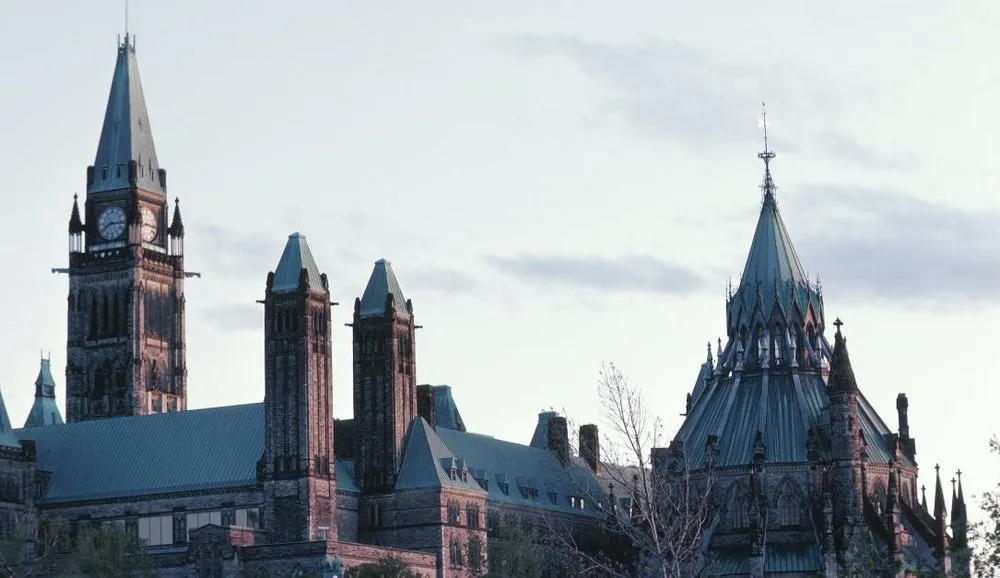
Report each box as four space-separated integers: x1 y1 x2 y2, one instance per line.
728 486 749 529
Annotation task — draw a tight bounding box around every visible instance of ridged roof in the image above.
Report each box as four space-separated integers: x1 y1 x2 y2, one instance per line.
739 191 808 294
24 357 64 429
359 259 410 318
436 427 603 516
395 418 485 492
271 233 326 294
14 403 356 503
431 385 466 432
89 35 163 196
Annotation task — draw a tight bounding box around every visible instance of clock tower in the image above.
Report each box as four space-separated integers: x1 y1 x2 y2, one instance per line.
63 35 187 422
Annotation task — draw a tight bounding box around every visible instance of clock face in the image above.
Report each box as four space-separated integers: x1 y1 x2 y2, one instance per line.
140 207 158 243
97 206 127 240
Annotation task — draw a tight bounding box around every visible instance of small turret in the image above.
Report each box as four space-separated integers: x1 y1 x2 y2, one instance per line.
168 197 185 255
68 194 84 253
24 356 65 428
933 464 949 560
825 319 857 394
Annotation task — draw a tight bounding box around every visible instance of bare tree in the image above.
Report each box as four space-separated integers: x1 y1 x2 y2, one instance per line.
551 362 716 578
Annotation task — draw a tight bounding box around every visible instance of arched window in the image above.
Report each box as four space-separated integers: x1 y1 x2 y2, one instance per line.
873 481 887 516
728 486 749 529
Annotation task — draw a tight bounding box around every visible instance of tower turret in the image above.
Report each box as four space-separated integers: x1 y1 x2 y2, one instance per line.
352 259 417 494
64 35 186 421
23 355 65 428
168 197 185 256
260 233 337 543
68 195 84 254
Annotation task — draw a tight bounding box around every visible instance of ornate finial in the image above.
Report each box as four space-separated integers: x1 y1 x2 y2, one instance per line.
73 193 78 201
935 463 940 474
757 102 777 199
833 317 844 335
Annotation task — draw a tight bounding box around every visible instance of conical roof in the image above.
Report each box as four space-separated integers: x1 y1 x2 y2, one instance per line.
271 233 326 294
359 259 410 318
826 320 858 394
89 35 164 196
726 149 824 335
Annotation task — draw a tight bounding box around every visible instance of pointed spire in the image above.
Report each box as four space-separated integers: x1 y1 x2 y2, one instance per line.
757 102 777 200
728 106 819 336
270 233 326 294
359 259 411 318
68 194 84 233
168 197 185 237
24 357 64 429
89 35 164 196
921 484 927 510
826 318 858 394
933 463 947 520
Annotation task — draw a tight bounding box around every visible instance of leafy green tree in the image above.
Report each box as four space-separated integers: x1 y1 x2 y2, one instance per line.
481 525 545 578
0 518 153 577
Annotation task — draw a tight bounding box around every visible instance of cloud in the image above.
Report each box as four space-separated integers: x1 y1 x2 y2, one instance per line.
405 266 482 295
201 303 262 332
486 254 706 295
196 225 281 282
810 131 918 171
786 185 1000 303
498 34 836 151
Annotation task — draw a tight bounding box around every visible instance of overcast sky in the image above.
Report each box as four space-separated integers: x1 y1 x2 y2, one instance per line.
1 1 999 522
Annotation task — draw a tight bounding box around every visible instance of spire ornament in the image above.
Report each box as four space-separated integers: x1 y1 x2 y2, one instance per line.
757 102 777 199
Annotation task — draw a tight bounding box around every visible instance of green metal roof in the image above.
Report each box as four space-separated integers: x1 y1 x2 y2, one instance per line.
395 418 485 492
435 426 603 516
431 386 466 432
89 35 164 196
359 259 410 318
24 357 64 428
14 403 357 503
271 233 326 294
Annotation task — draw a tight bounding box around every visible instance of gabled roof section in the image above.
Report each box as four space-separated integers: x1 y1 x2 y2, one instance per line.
359 259 410 318
432 386 467 432
436 427 604 516
395 418 484 492
0 390 21 448
89 35 164 196
24 357 64 428
271 233 326 294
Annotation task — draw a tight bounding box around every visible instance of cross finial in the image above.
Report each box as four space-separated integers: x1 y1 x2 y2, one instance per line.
951 477 957 490
935 463 940 473
957 468 963 481
833 317 844 335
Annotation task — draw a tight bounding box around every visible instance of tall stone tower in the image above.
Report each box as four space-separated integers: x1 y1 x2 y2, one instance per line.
64 35 187 422
352 259 416 494
260 233 337 543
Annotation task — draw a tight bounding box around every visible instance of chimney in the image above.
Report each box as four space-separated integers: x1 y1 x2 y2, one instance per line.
547 416 569 466
896 393 909 438
416 384 436 429
579 424 600 474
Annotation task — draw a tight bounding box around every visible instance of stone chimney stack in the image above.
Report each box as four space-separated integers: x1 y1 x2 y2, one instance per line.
547 416 570 466
416 384 436 429
579 424 600 474
896 393 909 438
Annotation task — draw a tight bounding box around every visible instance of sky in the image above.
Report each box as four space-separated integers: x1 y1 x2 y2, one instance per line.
1 1 999 523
